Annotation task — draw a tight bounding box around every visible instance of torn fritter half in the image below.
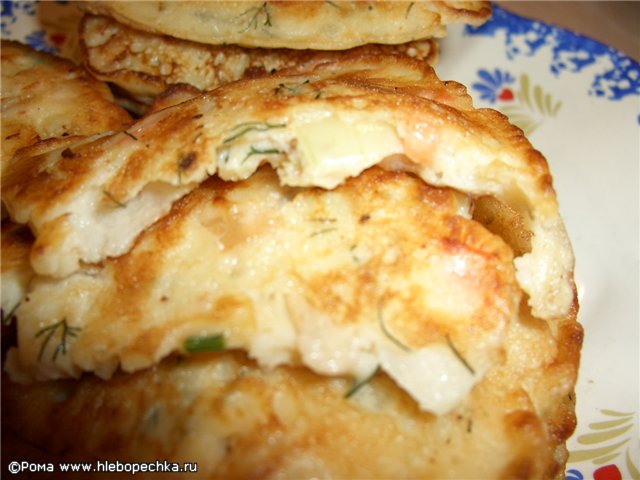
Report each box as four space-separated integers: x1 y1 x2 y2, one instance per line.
2 55 575 321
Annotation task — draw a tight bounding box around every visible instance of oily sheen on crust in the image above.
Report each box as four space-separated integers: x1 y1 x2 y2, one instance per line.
2 55 574 320
3 298 582 480
5 167 521 416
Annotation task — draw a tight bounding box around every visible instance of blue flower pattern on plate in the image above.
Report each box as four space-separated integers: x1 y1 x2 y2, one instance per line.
2 0 60 54
472 68 515 103
1 0 36 37
465 4 640 101
25 29 57 53
565 469 584 480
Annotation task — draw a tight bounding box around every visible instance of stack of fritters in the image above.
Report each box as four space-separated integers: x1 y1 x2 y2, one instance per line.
1 3 581 479
77 1 491 107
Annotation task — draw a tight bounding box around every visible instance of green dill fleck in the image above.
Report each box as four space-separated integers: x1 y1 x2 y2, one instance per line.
445 334 475 375
325 0 340 8
345 365 380 398
238 2 271 33
467 418 473 433
123 130 138 141
405 2 415 18
350 244 361 264
378 302 411 352
223 121 287 144
309 217 337 223
1 302 20 326
184 333 225 353
219 147 231 164
242 146 282 163
36 318 81 362
102 190 126 208
275 79 310 96
309 227 338 237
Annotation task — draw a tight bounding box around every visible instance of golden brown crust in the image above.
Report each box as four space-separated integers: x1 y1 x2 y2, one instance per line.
0 40 132 172
6 167 518 416
78 1 491 50
2 55 574 319
80 13 438 105
2 292 581 479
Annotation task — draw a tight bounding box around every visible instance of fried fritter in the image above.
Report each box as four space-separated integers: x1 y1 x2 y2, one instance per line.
78 1 491 50
0 40 131 172
0 222 34 326
0 39 132 320
3 299 582 480
2 56 574 319
80 13 438 105
5 167 519 416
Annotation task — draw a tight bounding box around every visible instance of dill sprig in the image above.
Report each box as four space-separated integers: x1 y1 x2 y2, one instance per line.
445 334 475 375
1 302 20 326
36 318 81 362
345 365 381 398
275 79 310 96
242 146 282 163
238 2 272 32
223 121 287 144
102 190 126 208
378 302 411 352
123 130 138 141
405 2 415 18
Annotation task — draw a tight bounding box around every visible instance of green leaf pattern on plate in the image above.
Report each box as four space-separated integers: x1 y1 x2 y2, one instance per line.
498 74 562 136
568 409 639 479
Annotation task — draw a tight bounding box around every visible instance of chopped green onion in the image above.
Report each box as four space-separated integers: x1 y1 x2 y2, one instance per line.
184 333 225 353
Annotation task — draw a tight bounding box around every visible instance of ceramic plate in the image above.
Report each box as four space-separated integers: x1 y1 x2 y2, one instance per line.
2 2 639 479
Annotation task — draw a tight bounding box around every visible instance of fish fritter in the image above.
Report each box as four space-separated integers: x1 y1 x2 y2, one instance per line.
5 167 520 416
1 55 574 319
78 1 491 50
80 13 438 105
0 40 131 172
3 299 582 479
